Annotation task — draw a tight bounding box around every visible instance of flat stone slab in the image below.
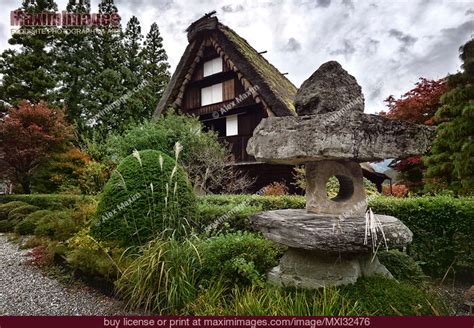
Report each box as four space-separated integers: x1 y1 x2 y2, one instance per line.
251 209 413 253
246 111 435 164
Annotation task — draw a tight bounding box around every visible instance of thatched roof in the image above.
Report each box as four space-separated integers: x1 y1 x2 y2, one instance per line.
153 15 297 117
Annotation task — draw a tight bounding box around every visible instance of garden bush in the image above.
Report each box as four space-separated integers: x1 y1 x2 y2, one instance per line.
198 232 283 287
370 196 474 277
64 228 126 284
106 112 251 194
8 204 40 221
0 220 15 232
66 248 120 282
91 149 196 247
378 250 427 283
34 211 78 241
199 194 305 210
0 201 28 220
0 194 95 210
15 210 53 235
342 275 446 315
196 203 261 233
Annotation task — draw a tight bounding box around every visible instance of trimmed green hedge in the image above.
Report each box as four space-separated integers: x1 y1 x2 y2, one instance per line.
369 196 474 277
0 194 95 209
197 195 305 233
199 194 305 210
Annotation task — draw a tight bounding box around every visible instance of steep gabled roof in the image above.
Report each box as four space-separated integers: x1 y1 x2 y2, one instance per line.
153 15 297 117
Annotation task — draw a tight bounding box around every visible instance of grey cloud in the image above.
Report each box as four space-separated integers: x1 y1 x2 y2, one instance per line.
221 4 244 13
404 20 474 77
342 0 354 10
388 29 417 53
389 29 417 47
367 81 384 101
466 9 474 15
330 39 355 56
282 37 301 52
316 0 331 8
366 38 380 55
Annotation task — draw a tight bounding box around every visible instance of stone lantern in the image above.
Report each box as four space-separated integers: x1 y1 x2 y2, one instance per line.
246 61 435 288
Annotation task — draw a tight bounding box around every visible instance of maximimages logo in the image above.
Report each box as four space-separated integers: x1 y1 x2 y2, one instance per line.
10 10 121 27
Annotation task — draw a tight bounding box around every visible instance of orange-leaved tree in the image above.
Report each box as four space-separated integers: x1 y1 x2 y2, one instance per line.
381 78 448 192
0 101 73 193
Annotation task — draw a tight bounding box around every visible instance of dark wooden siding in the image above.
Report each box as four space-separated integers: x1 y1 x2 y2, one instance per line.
223 78 235 100
183 86 200 110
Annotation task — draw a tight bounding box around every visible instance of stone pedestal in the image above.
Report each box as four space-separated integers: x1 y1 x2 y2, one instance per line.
268 248 392 288
251 209 413 288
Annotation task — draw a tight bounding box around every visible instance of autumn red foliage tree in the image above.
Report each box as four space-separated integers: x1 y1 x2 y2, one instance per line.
0 101 73 193
381 78 448 192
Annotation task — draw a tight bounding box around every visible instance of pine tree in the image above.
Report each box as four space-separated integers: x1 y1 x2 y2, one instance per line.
83 0 128 137
424 39 474 195
0 0 59 113
140 22 170 118
53 0 94 131
120 16 146 127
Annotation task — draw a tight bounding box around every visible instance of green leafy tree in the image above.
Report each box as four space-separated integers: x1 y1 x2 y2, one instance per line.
424 39 474 195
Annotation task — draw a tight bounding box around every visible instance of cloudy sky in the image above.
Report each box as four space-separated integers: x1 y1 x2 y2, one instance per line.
1 0 473 113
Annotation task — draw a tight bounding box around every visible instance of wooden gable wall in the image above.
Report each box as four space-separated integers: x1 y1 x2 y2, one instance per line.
181 38 250 114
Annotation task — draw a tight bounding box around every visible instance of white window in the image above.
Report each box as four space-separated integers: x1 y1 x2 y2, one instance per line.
201 83 223 106
226 115 238 136
203 57 222 77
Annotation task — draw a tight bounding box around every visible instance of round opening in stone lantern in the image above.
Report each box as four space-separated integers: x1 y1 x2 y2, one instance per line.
247 61 436 288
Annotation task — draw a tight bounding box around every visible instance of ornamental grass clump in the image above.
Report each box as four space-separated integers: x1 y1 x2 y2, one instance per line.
91 146 197 247
115 235 201 314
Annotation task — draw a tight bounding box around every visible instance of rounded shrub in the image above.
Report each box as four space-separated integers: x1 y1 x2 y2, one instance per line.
378 250 427 283
0 220 15 232
91 149 196 246
15 210 53 235
199 232 283 287
16 218 37 235
8 205 40 221
0 201 28 220
34 211 77 241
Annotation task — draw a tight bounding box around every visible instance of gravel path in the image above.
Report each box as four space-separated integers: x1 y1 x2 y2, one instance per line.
0 233 129 315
